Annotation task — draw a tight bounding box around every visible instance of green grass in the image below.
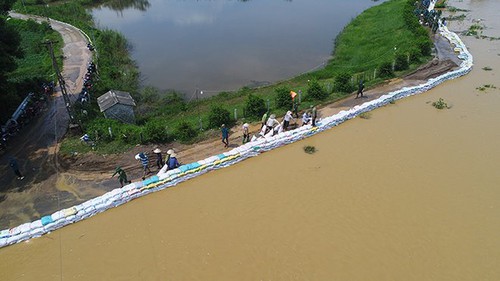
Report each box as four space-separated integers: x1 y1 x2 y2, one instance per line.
7 18 63 84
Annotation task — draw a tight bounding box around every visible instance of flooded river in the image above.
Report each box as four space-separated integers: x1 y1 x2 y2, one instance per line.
1 0 499 280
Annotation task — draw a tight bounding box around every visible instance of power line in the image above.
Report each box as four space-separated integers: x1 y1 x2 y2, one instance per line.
43 40 82 132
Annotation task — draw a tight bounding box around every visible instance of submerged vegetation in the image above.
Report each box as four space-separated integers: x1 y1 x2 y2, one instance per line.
432 98 449 109
476 84 497 92
359 112 372 119
303 145 316 154
9 0 435 154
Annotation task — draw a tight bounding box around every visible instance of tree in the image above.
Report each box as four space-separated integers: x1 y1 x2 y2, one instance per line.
306 79 328 100
274 85 293 109
208 105 231 129
0 1 23 122
244 94 266 118
334 72 354 93
175 121 197 143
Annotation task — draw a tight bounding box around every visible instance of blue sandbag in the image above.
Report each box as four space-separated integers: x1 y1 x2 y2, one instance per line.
41 216 54 226
216 154 227 160
143 175 159 186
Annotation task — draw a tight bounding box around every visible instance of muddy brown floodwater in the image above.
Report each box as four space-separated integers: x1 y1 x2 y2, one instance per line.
1 0 500 280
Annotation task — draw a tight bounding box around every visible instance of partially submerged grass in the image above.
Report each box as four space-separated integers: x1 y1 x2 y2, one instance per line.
446 14 466 21
432 98 449 109
447 6 470 13
465 24 484 36
359 112 372 119
476 84 497 92
303 145 317 154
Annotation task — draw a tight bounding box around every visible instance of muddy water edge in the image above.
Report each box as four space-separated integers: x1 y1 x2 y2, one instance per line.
1 0 500 280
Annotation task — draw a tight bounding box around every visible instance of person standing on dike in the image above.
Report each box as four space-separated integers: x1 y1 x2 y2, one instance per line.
136 152 152 180
311 105 318 127
356 80 365 99
153 148 164 170
242 123 250 144
221 124 229 148
9 157 24 180
112 166 131 187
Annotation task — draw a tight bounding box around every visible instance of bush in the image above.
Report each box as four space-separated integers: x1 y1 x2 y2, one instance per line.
245 94 266 118
85 118 121 142
334 72 354 93
306 79 328 100
143 119 169 143
432 98 449 109
175 121 198 143
208 105 231 129
274 85 293 109
378 61 394 78
417 38 432 56
408 47 422 64
394 52 409 71
116 124 142 144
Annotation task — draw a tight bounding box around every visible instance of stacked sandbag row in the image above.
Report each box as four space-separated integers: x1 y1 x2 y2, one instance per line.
0 22 472 249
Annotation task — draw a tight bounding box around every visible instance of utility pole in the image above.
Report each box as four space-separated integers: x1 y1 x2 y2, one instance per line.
44 40 81 131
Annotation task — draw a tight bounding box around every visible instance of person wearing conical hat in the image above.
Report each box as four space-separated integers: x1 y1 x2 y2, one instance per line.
167 151 181 170
112 166 131 187
152 148 164 169
165 149 175 170
265 114 279 134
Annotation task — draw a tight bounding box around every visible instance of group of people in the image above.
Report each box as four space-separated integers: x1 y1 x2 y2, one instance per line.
112 148 182 186
217 104 321 147
261 105 319 136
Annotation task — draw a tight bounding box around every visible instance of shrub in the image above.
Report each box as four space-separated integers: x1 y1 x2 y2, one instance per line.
208 105 231 129
144 119 169 143
378 61 394 78
303 145 316 154
175 121 198 143
408 47 422 64
416 37 432 56
432 98 449 109
394 53 409 71
85 118 121 142
245 94 266 118
334 72 354 93
274 85 293 109
306 79 328 100
117 123 142 144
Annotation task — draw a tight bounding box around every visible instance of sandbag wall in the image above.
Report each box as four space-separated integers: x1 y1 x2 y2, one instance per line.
0 23 472 249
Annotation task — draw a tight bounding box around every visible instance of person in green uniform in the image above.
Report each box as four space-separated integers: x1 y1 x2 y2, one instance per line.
261 111 269 129
112 166 131 187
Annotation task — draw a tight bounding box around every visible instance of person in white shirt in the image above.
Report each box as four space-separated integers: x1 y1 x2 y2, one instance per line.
302 111 311 126
283 111 294 131
265 114 279 134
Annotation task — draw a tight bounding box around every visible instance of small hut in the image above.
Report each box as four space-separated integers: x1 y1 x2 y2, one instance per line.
97 90 136 124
